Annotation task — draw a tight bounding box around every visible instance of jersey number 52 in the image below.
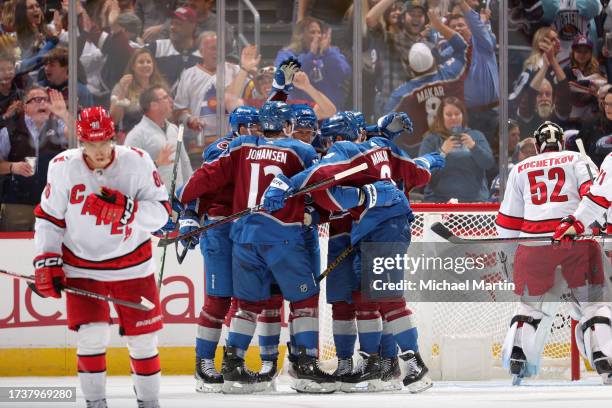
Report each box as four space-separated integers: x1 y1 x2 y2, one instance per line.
527 167 568 205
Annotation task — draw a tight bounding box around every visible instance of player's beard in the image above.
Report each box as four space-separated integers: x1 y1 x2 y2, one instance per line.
536 102 553 118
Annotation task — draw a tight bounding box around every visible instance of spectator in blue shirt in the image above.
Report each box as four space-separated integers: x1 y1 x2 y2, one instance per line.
274 17 351 110
419 96 495 203
447 1 499 147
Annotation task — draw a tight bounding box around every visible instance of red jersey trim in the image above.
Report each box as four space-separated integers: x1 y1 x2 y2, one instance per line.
62 240 152 270
34 205 66 228
585 192 611 210
495 212 523 231
160 200 171 216
496 212 561 234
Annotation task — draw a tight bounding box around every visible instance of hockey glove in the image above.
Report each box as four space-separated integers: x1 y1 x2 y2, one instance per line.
263 174 296 213
553 215 585 242
178 209 200 250
84 187 138 225
272 57 301 93
33 252 65 298
378 112 414 139
414 153 445 171
153 217 176 237
359 180 404 209
303 205 321 226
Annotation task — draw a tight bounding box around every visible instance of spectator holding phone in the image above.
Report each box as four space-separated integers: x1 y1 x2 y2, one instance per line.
419 96 494 203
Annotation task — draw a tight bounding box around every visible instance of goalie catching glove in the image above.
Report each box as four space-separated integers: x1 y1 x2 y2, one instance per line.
84 187 137 225
552 215 585 241
33 253 65 298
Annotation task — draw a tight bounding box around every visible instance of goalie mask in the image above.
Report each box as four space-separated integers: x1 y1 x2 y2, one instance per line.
533 121 564 153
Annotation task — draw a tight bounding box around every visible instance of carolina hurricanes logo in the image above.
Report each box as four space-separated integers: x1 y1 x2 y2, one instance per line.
44 183 51 199
217 141 229 151
90 121 100 129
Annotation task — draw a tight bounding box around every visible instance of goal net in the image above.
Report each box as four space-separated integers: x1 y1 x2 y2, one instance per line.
317 203 581 381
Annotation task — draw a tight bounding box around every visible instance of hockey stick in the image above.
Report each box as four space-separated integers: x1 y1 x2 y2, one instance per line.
430 222 610 244
316 245 353 283
0 269 155 311
575 138 595 181
157 163 368 247
158 125 184 288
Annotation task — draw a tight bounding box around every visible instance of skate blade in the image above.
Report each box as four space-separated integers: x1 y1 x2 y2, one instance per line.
340 379 384 393
512 375 523 386
407 376 433 393
291 379 337 394
221 380 256 394
380 379 403 391
603 374 612 385
195 380 223 393
253 379 276 393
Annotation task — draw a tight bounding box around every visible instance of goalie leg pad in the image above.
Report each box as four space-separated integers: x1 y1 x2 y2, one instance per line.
577 304 612 374
196 296 231 359
77 323 111 402
502 303 544 374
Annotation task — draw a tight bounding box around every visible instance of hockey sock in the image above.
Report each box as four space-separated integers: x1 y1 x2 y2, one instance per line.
77 323 110 402
227 300 266 358
289 295 319 357
127 333 161 402
381 319 399 358
195 296 231 359
353 291 382 354
380 300 418 352
258 294 283 362
332 301 357 359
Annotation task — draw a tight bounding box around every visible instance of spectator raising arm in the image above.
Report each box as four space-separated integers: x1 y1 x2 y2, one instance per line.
292 71 336 119
226 45 261 112
365 0 397 29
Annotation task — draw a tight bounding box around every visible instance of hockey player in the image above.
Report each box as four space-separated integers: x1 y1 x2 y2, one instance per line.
263 111 444 393
553 151 612 384
179 100 337 394
32 106 170 408
177 106 263 392
495 120 602 384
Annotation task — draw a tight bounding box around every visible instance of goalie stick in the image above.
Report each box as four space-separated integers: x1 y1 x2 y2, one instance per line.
0 269 155 311
157 162 368 247
430 221 610 244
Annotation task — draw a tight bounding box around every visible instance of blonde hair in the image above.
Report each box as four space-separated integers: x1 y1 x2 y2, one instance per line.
1 0 16 31
429 96 468 138
287 17 324 54
523 26 556 70
570 48 599 76
123 48 169 102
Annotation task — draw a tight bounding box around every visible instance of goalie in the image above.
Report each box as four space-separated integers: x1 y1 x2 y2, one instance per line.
553 150 612 384
495 121 604 385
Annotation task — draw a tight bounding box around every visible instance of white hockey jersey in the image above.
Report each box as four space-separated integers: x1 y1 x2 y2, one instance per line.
573 152 612 230
496 150 596 238
34 145 170 281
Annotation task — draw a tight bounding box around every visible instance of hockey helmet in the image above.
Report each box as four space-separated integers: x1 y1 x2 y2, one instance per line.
259 101 295 132
321 112 359 141
229 106 259 134
292 104 318 130
533 121 564 153
76 106 115 142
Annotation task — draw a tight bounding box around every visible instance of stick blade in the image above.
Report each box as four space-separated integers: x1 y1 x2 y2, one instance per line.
140 296 156 311
157 237 175 247
430 222 454 241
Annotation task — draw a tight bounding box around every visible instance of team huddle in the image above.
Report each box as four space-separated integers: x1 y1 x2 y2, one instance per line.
29 59 612 407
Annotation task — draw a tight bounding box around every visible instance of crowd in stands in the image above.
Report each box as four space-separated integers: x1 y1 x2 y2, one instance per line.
1 0 612 232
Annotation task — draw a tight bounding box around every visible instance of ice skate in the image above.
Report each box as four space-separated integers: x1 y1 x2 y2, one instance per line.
340 352 383 393
221 346 258 394
290 347 337 393
399 350 432 393
195 357 223 393
380 356 403 391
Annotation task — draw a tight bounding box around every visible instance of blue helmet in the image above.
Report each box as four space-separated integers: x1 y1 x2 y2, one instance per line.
292 104 318 130
347 111 366 132
259 101 295 132
321 112 359 141
229 106 259 133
